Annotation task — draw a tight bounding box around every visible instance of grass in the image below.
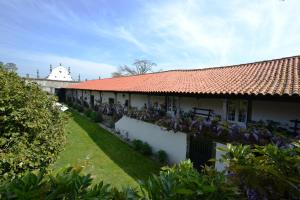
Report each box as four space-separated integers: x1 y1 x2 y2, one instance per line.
52 110 160 188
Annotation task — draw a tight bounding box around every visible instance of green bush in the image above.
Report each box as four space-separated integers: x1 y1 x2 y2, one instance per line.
0 167 140 200
108 120 115 129
1 139 299 199
140 160 239 199
222 142 300 199
132 139 143 151
75 104 84 112
141 142 152 156
90 111 103 123
157 150 168 163
0 161 239 200
0 67 66 181
66 97 73 107
68 100 73 108
84 108 93 118
132 140 153 156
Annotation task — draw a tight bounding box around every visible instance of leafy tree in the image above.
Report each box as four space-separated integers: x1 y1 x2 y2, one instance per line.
3 62 17 72
0 67 66 181
112 59 157 77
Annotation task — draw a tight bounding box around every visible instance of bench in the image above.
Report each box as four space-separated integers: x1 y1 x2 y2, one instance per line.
193 107 213 121
290 119 300 136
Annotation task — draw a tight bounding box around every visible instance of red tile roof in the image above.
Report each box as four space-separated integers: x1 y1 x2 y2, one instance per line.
67 55 300 96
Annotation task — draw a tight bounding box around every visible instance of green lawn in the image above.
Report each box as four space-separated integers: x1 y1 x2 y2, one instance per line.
52 110 160 188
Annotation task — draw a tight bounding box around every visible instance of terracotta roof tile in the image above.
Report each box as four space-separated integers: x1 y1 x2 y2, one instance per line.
66 55 300 97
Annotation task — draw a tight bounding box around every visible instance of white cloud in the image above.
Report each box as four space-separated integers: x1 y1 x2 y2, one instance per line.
1 0 300 78
116 26 148 52
136 0 300 67
0 48 117 79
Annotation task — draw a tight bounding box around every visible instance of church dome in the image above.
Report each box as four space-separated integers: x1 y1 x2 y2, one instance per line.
47 65 73 81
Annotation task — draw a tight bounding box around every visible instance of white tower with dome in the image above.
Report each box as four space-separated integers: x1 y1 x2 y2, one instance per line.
47 63 73 81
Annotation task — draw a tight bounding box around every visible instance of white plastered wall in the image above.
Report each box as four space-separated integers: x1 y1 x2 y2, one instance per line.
101 92 116 103
90 91 101 105
131 94 148 109
116 93 129 106
82 90 90 103
215 142 227 171
252 100 300 127
115 116 187 164
180 97 224 116
151 95 165 106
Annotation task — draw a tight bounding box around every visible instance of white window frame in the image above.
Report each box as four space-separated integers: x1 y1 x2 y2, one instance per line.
226 99 248 125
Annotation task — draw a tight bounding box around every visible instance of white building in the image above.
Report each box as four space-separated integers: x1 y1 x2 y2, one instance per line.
64 55 300 167
47 64 73 81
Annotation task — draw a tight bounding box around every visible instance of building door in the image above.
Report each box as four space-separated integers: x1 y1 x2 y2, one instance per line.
90 95 94 108
55 88 66 102
189 136 215 170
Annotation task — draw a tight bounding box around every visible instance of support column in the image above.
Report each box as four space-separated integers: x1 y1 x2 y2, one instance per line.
247 99 252 124
222 98 227 121
128 93 131 108
99 91 102 104
114 92 118 104
89 90 92 108
165 96 168 110
147 94 152 108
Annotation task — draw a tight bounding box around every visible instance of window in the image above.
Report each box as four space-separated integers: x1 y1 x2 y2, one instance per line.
238 101 248 122
227 101 236 121
227 100 248 123
166 96 177 111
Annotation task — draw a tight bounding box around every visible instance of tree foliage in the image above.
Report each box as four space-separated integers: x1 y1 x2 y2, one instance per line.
0 62 17 72
112 59 157 77
0 67 66 181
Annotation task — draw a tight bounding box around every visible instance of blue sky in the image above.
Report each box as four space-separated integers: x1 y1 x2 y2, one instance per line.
0 0 300 80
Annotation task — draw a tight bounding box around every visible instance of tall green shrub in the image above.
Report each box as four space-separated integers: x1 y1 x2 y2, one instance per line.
222 142 300 199
0 67 66 181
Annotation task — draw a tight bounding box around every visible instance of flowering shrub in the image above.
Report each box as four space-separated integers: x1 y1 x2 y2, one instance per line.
128 108 296 146
66 97 297 146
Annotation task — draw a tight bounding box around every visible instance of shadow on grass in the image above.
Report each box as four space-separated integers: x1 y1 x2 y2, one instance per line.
70 110 160 181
